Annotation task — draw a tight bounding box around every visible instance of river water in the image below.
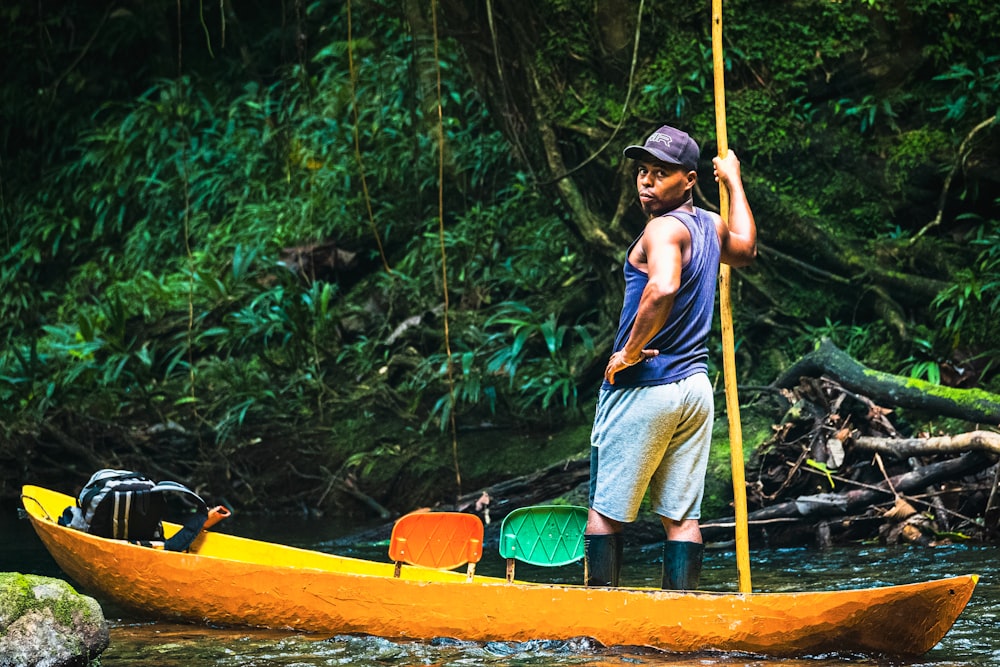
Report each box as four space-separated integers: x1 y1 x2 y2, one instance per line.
4 505 998 667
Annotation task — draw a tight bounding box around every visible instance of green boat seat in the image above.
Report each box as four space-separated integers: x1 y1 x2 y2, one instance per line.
389 510 484 581
499 505 588 583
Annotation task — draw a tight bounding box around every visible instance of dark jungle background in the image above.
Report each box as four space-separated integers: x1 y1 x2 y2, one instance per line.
2 0 998 540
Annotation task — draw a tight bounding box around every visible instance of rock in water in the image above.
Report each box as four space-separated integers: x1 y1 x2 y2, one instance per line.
0 573 109 667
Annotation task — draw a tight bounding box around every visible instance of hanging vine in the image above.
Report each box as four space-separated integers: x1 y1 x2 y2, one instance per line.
432 0 462 499
347 0 392 274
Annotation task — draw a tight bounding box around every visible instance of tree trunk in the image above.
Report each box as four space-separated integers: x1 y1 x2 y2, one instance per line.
401 0 456 177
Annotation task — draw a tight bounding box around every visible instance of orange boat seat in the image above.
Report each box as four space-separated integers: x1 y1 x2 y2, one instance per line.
388 510 484 581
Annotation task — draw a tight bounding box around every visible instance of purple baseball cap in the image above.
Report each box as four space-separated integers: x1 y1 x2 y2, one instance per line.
623 125 700 171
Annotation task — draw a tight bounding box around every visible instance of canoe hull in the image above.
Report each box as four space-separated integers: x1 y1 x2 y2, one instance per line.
21 485 976 657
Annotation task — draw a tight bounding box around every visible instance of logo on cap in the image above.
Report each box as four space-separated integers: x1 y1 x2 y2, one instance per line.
647 132 674 148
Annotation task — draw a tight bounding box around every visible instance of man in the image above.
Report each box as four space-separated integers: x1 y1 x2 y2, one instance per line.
586 125 757 589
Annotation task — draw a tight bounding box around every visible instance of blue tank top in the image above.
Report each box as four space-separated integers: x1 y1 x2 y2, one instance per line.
602 207 720 390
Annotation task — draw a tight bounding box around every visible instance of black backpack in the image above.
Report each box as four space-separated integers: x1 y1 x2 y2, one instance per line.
60 469 209 552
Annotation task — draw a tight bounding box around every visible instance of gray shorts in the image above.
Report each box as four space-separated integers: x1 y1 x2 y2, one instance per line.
589 373 713 523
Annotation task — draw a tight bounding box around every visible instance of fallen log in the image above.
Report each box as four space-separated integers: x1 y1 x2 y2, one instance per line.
773 338 1000 425
853 430 1000 458
453 456 590 525
334 457 590 546
702 450 995 542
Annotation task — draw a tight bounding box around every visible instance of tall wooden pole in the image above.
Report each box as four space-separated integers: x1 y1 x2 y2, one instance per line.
712 0 752 594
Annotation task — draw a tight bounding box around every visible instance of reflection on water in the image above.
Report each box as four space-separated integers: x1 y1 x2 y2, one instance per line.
5 504 998 667
100 626 901 667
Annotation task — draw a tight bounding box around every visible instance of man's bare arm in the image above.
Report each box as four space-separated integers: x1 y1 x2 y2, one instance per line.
605 217 688 384
714 152 757 267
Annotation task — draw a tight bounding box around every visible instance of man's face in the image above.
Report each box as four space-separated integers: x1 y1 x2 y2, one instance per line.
635 161 695 217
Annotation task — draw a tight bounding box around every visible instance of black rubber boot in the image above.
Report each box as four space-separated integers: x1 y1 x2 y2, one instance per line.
661 540 704 590
584 533 623 587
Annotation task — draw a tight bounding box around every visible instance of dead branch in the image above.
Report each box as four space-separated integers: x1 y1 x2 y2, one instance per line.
454 456 590 522
333 457 591 546
704 450 994 542
339 475 392 520
910 114 998 245
853 430 1000 458
757 242 852 285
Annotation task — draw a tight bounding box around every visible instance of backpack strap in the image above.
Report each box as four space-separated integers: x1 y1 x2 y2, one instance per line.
152 481 210 552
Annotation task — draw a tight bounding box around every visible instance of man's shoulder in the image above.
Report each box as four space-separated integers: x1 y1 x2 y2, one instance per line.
645 213 691 236
652 207 711 229
692 206 720 223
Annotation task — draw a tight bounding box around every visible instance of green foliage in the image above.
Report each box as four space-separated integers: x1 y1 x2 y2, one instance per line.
930 54 1000 121
0 0 606 473
805 458 836 489
483 303 597 412
637 44 714 122
899 337 942 385
833 94 902 134
883 128 952 197
791 318 875 360
411 300 599 432
931 216 1000 352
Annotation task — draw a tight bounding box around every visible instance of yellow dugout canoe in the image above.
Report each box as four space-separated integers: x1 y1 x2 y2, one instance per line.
21 485 976 658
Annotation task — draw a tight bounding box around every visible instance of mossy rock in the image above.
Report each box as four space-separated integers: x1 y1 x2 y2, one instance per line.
0 573 109 667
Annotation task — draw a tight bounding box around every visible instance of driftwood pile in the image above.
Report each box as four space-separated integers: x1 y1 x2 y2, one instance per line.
701 340 1000 548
